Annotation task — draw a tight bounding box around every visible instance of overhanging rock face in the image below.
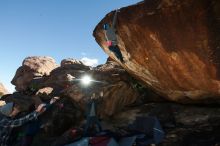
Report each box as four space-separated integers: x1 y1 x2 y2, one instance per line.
93 0 220 103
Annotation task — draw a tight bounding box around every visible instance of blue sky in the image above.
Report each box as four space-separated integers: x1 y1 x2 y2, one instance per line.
0 0 141 92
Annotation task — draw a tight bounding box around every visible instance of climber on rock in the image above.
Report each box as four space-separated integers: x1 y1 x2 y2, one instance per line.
0 102 46 146
0 85 60 146
21 96 60 146
103 9 124 63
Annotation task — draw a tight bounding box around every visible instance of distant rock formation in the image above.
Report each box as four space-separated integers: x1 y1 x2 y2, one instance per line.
61 58 88 69
11 56 58 91
0 82 9 96
9 57 141 117
41 58 140 117
93 0 220 103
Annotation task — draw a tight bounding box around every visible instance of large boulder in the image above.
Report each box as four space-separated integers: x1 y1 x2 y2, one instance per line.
42 58 140 117
0 82 9 96
93 0 220 103
11 56 58 91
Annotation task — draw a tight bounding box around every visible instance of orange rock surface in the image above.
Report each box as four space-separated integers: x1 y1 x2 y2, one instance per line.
93 0 220 103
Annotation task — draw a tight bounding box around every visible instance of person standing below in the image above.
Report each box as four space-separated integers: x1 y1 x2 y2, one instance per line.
0 102 46 146
84 92 103 136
